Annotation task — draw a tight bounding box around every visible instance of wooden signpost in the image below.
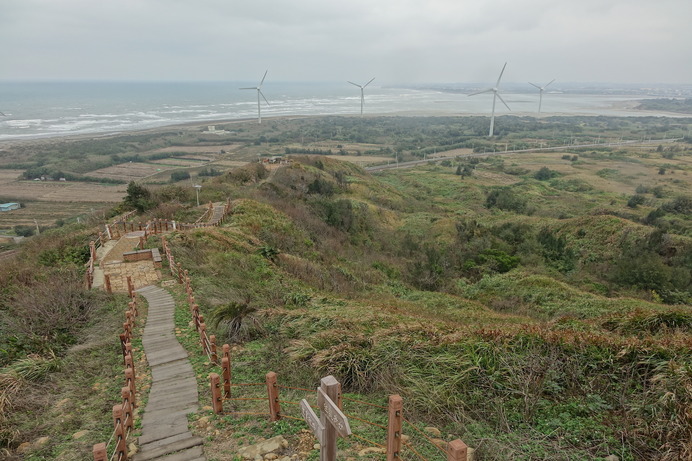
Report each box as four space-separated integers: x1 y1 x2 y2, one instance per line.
300 375 351 461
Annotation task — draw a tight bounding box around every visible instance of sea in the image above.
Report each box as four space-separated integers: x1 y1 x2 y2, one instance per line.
0 81 689 141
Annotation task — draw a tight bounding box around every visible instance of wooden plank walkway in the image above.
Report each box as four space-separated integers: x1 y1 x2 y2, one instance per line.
133 286 206 461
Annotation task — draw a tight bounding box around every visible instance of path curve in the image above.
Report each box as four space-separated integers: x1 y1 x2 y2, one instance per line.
134 285 206 461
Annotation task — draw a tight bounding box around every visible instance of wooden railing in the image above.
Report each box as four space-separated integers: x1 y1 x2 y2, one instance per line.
93 285 139 461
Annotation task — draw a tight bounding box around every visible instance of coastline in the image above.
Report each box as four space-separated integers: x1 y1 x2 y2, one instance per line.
2 107 690 149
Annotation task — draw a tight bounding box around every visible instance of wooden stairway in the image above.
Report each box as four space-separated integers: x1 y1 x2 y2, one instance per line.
133 286 205 461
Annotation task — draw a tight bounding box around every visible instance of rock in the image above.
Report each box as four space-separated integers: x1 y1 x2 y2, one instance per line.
605 456 619 461
34 437 50 448
400 434 410 443
16 442 31 454
72 430 89 440
313 443 321 450
431 438 447 449
129 443 138 455
265 454 279 460
237 436 288 459
424 427 442 437
358 447 386 456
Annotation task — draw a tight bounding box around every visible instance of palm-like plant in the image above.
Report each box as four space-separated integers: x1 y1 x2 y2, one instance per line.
210 299 260 341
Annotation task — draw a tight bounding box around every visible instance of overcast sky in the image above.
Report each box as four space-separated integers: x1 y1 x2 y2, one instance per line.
1 0 690 84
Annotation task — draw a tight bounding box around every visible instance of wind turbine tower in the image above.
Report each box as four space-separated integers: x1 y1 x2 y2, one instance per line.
529 79 555 113
240 70 270 124
468 62 511 137
348 77 375 115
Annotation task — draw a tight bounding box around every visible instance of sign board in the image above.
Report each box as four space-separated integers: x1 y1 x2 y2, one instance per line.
300 399 324 444
317 388 352 437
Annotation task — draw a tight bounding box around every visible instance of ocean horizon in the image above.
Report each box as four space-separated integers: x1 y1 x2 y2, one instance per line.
1 81 689 141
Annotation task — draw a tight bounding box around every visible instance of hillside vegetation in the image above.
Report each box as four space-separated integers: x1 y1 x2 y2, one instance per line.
156 150 691 460
0 116 690 460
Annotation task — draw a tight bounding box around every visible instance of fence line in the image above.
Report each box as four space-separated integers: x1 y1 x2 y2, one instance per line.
92 291 140 461
92 199 472 459
168 246 471 461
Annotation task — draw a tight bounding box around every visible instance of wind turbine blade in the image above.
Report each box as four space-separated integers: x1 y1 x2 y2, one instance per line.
496 92 511 111
363 77 375 88
468 88 493 96
259 70 268 87
544 78 555 88
495 62 507 87
0 111 5 116
528 82 542 90
239 87 257 90
259 90 270 106
347 81 362 88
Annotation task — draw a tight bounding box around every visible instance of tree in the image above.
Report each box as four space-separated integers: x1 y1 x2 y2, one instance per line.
534 167 558 180
627 194 646 208
124 181 154 212
170 170 191 182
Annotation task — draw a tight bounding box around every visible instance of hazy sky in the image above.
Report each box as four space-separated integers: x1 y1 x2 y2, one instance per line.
1 0 690 84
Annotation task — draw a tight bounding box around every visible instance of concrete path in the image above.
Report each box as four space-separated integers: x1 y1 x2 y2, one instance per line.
133 286 206 461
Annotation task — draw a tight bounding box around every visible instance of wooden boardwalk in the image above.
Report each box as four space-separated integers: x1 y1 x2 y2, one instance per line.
133 286 205 461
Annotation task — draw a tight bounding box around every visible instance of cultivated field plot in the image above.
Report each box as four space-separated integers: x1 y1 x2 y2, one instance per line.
149 158 211 167
0 169 22 185
0 201 111 228
145 144 240 155
87 162 174 181
0 181 126 202
213 160 248 168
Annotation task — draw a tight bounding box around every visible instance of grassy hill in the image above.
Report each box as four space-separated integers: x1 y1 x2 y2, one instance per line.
153 153 690 460
1 117 690 460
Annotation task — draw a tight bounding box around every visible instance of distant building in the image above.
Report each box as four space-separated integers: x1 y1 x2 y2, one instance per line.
0 203 20 212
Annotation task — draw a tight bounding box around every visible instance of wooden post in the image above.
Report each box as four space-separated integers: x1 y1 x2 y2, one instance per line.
177 263 183 283
112 405 128 461
447 439 468 461
125 354 135 378
122 387 133 431
387 395 403 461
199 322 208 355
126 276 134 298
119 333 128 362
320 376 338 461
105 224 112 240
210 335 218 363
92 443 107 461
266 372 281 421
221 356 231 399
125 367 136 409
210 373 223 414
99 231 106 246
104 274 112 294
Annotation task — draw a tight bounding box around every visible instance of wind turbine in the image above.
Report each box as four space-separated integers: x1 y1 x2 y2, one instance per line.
528 79 555 113
347 77 375 115
240 70 270 124
468 62 511 137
